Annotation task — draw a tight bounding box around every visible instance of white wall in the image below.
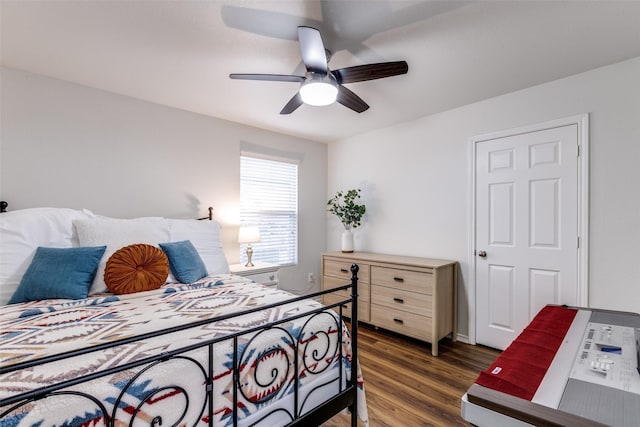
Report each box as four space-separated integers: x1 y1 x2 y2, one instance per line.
328 57 640 339
0 67 328 293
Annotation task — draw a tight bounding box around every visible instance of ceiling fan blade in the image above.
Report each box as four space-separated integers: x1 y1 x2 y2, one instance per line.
332 61 408 84
229 73 305 83
280 92 304 115
298 26 328 74
336 86 369 113
221 5 322 42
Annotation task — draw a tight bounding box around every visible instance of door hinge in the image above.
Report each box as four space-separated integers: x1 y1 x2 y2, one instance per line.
577 145 580 157
577 236 580 248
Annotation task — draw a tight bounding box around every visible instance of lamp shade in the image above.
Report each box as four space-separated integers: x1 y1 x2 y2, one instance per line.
299 81 338 106
238 226 261 244
299 72 339 106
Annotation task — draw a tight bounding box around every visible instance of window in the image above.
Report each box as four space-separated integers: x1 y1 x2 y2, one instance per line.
240 154 298 266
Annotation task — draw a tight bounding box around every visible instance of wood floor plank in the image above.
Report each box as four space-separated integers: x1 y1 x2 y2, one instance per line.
321 324 500 426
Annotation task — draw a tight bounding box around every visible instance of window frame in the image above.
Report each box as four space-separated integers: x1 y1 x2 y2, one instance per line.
239 152 299 267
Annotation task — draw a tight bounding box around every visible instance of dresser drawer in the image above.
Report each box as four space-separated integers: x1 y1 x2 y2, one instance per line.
370 284 432 317
322 275 370 302
371 266 433 294
323 292 370 322
323 259 370 283
371 304 432 342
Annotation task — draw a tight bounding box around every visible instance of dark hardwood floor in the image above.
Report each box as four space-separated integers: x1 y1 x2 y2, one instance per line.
322 323 501 427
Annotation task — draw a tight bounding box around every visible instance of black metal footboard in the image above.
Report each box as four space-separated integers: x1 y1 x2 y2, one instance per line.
0 265 360 427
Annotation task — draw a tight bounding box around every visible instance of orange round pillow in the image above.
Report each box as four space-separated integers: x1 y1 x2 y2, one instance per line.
105 244 169 294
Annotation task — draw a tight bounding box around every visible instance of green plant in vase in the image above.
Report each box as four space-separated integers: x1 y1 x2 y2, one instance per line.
327 189 366 252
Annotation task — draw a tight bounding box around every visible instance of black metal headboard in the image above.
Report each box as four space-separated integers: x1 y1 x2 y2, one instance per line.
0 202 212 220
197 206 213 221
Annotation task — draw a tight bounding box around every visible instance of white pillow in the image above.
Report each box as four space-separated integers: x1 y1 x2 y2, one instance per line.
0 207 95 305
74 217 170 294
168 219 230 276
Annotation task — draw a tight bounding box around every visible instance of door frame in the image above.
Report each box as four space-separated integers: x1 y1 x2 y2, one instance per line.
467 114 589 345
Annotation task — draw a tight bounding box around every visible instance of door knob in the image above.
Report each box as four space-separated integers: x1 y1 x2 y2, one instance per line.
477 250 487 258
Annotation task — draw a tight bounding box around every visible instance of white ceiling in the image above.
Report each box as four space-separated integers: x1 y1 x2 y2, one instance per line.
2 0 640 143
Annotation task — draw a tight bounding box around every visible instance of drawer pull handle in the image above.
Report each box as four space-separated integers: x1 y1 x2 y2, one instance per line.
393 277 404 282
340 269 349 273
393 297 404 304
393 318 404 324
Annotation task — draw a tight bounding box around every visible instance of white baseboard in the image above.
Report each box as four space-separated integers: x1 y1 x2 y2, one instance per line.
455 333 470 344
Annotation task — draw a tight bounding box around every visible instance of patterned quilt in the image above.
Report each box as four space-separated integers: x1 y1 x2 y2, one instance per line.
0 275 368 426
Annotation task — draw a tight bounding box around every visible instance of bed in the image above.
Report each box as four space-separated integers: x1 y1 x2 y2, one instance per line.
0 203 368 426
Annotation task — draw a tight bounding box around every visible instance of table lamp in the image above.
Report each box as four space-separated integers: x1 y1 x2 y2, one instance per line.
238 226 261 267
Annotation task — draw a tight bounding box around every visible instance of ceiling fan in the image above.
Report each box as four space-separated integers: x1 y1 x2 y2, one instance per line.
229 26 408 114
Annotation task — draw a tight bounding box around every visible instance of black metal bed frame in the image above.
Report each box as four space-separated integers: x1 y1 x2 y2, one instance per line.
0 262 360 427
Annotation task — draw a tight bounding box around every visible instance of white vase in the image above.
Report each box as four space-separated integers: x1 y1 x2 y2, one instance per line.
341 230 354 253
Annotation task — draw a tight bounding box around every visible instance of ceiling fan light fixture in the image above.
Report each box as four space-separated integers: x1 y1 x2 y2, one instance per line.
299 79 338 106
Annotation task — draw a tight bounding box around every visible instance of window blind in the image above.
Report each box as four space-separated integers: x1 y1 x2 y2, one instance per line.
240 155 298 266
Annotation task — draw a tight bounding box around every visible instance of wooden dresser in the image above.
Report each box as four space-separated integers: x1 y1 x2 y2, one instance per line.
322 251 457 356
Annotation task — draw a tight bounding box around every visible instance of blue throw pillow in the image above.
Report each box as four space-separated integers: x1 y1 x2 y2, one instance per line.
9 246 107 304
159 240 208 283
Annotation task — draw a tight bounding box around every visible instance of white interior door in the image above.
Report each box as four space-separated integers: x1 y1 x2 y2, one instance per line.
475 124 580 350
